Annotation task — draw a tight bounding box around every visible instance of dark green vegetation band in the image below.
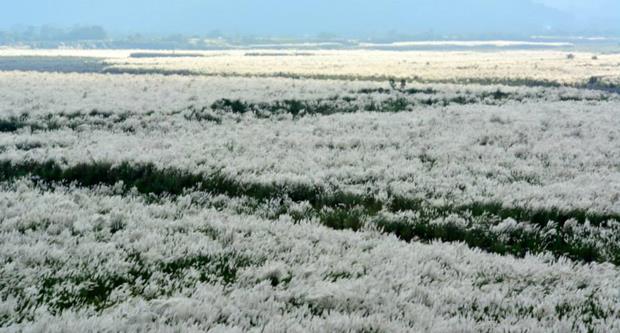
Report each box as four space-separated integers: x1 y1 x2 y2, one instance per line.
0 92 613 134
1 160 618 265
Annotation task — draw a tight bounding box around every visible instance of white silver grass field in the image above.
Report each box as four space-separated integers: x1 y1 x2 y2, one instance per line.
1 50 620 332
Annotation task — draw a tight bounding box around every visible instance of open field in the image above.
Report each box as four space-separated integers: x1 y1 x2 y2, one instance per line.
2 48 620 88
1 49 620 332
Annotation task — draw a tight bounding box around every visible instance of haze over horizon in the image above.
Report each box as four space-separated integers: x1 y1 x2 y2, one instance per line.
1 0 619 38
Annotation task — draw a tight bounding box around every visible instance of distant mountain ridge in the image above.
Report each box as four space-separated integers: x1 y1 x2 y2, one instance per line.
0 0 616 37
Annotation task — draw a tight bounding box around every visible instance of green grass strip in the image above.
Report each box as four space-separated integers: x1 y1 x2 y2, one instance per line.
1 160 618 265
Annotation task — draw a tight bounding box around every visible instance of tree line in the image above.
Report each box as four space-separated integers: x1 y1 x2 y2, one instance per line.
0 25 107 43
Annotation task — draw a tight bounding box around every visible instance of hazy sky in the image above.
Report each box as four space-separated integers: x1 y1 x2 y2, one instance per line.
1 0 618 36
